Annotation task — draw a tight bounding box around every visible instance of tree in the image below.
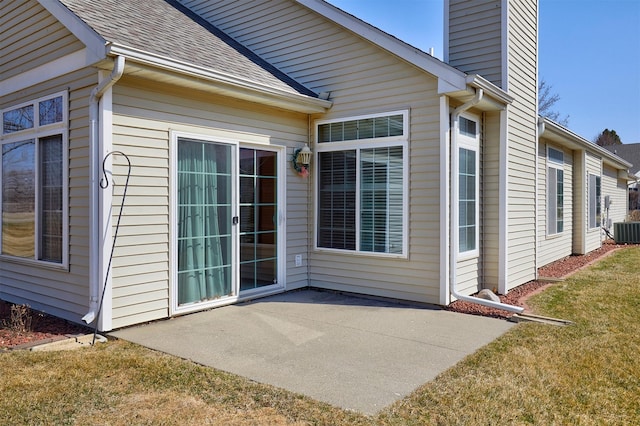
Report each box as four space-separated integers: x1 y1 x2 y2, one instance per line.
538 78 569 126
594 128 622 146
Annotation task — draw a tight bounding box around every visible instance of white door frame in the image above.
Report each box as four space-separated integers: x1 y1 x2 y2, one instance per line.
169 131 286 316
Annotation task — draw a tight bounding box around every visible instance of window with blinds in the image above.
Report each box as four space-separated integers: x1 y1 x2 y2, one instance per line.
315 111 407 256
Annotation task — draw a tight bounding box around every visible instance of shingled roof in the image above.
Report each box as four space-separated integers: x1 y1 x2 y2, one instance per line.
58 0 318 98
603 143 640 175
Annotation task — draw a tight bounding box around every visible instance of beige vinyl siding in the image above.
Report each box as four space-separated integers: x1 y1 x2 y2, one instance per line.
180 0 444 303
585 152 603 253
456 257 482 296
602 164 628 229
109 77 310 328
447 0 503 87
537 140 574 267
305 44 442 301
0 67 97 324
504 0 538 290
481 111 502 291
0 0 85 81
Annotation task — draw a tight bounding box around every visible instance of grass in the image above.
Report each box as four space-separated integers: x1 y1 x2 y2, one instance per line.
1 247 640 424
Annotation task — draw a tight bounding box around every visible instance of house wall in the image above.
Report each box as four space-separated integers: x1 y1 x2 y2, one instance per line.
178 0 444 303
446 0 503 87
585 152 603 253
0 1 95 324
0 0 85 81
537 139 574 267
447 0 538 292
481 111 502 291
602 164 628 229
109 77 311 329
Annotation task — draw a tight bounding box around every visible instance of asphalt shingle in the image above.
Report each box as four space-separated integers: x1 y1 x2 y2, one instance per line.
59 0 317 97
603 143 640 175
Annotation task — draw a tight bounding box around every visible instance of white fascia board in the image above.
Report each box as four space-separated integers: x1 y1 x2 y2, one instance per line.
466 75 513 105
296 0 467 92
38 0 106 64
0 49 91 97
540 117 632 170
108 44 332 114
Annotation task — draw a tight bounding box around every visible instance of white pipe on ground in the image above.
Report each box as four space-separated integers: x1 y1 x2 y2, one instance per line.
82 56 125 325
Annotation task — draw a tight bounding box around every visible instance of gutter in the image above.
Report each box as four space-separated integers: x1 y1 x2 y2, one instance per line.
449 88 524 314
82 56 125 325
107 44 332 114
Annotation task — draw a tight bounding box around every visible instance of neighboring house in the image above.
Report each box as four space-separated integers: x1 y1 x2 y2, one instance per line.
603 143 640 178
603 143 640 204
0 0 632 331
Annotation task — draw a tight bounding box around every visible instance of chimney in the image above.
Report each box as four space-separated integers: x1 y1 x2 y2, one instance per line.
445 0 538 97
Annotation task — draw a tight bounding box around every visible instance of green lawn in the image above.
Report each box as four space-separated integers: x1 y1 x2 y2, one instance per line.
2 247 639 425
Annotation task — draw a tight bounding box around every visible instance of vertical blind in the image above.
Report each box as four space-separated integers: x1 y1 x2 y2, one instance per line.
318 147 403 254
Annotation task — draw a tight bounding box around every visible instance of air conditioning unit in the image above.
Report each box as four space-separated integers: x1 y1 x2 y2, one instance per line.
614 222 640 244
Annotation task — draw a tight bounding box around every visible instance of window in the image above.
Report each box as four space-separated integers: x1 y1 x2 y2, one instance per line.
589 173 601 229
457 115 479 256
316 111 407 256
1 92 67 264
547 147 564 235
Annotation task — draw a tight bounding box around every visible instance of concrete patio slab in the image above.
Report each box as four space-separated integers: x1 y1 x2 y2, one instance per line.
110 289 514 414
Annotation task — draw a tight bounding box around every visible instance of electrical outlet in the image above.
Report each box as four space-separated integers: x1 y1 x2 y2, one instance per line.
295 254 302 267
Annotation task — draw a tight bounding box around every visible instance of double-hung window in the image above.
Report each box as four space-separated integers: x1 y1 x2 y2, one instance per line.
588 173 601 229
547 147 564 235
457 115 479 257
315 111 408 256
1 92 68 265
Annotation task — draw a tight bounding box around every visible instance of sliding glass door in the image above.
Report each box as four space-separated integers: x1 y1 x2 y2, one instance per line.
175 137 281 311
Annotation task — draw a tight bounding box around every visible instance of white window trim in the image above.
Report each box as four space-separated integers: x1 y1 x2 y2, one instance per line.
315 110 409 145
314 110 409 258
0 91 69 268
547 146 564 237
456 112 479 260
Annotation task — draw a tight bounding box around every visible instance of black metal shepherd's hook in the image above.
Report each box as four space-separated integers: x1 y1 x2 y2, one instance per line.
92 151 131 345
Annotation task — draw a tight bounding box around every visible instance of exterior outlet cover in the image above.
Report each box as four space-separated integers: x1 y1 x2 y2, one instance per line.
295 254 302 267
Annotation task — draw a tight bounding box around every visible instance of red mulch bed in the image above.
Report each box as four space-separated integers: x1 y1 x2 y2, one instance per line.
447 241 635 319
1 241 636 348
0 302 90 349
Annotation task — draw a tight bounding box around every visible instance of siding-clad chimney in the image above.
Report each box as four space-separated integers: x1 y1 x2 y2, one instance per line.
446 0 539 290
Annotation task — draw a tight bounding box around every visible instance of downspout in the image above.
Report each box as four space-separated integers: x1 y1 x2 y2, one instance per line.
449 88 524 314
82 56 125 324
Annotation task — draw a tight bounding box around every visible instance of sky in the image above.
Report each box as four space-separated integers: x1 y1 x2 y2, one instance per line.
327 0 640 144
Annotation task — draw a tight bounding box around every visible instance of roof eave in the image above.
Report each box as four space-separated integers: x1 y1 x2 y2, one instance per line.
106 44 332 114
540 117 632 170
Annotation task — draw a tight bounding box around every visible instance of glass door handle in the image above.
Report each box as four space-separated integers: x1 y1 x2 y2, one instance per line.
232 216 239 225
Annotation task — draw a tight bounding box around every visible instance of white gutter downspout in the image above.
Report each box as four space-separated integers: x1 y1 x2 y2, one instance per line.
449 88 524 314
82 56 125 325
